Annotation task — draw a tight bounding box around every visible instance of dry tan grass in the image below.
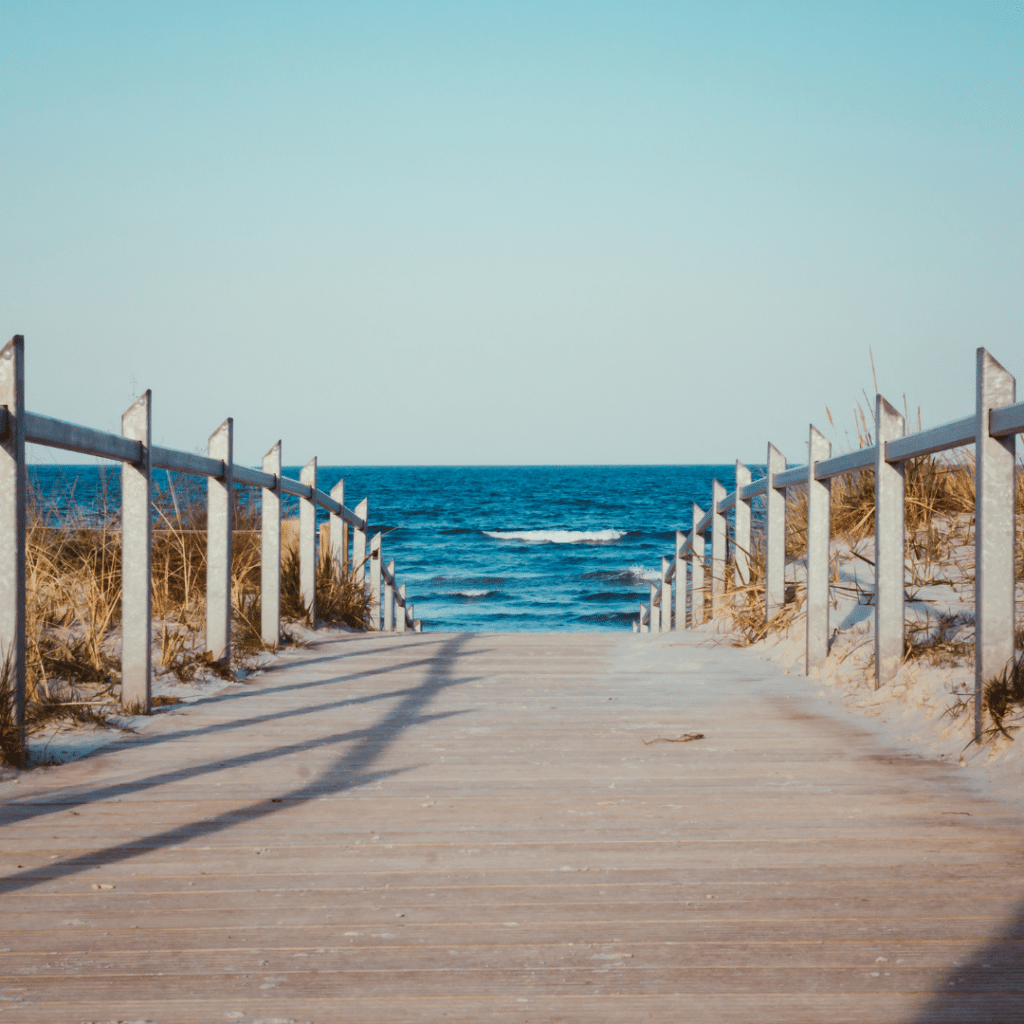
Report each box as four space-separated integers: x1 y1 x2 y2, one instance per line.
10 473 371 757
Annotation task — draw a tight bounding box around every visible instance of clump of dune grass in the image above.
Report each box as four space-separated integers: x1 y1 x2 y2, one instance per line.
981 657 1024 740
280 545 372 630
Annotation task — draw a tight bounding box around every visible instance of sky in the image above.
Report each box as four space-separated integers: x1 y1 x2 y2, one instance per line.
2 1 1022 467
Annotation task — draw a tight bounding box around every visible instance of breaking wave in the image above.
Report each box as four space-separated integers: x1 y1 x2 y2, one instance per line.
582 565 663 584
484 529 626 545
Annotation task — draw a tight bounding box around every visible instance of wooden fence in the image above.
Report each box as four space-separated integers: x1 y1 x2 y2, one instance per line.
0 336 419 741
635 347 1022 742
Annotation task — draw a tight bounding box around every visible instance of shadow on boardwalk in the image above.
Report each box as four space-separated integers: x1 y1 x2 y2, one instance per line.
912 898 1024 1023
0 633 477 895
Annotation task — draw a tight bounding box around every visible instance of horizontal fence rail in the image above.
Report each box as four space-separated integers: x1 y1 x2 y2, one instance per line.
0 336 422 760
634 347 1021 744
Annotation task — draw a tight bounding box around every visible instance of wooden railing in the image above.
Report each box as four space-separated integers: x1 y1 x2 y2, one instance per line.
634 347 1022 742
0 335 420 735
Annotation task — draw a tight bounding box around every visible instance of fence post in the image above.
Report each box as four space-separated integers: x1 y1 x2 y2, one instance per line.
406 601 414 631
299 458 318 626
874 396 905 688
120 391 152 713
260 441 282 646
765 443 787 621
329 480 347 580
974 348 1016 742
661 557 672 632
206 419 233 666
674 531 686 630
649 582 659 633
690 506 705 626
711 479 726 615
397 583 408 633
369 532 382 629
734 461 751 587
383 558 395 631
353 499 368 583
0 336 26 761
806 425 832 674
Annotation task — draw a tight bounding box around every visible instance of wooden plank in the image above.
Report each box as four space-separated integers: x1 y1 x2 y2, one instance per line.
0 631 1022 1021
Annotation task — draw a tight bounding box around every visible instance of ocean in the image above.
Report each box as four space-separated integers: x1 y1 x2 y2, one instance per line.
28 463 734 632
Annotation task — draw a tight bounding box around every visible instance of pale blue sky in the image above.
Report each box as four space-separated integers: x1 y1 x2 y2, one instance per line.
2 1 1022 466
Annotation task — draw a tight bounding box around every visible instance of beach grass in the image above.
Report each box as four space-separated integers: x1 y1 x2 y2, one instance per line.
7 474 371 759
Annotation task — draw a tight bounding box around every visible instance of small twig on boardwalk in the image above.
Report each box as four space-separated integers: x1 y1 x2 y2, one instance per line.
642 732 704 745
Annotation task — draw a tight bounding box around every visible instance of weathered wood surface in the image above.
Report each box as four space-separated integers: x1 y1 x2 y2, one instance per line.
1 631 1022 1022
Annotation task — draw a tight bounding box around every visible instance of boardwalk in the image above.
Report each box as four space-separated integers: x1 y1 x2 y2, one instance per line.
1 631 1022 1022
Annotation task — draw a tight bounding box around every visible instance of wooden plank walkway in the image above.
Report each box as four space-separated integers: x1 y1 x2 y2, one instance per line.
1 630 1022 1023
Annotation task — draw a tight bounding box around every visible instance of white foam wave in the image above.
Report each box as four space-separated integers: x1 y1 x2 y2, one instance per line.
484 529 626 545
628 564 664 582
454 589 495 598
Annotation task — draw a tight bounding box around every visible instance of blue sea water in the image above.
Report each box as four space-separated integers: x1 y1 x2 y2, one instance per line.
28 464 732 632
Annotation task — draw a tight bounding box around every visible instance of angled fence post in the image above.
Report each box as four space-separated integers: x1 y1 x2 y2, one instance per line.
974 348 1016 743
806 425 832 675
329 480 346 580
690 506 705 626
711 479 726 615
874 396 905 688
765 444 787 621
299 458 317 626
674 531 686 630
261 441 282 646
353 499 368 583
121 391 152 713
0 336 26 761
206 419 233 666
397 583 408 633
383 558 395 631
661 557 672 632
369 532 382 629
639 603 648 633
734 462 751 587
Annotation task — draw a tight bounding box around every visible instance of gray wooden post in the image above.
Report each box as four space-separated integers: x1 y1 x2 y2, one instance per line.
206 419 233 665
260 441 282 646
120 391 152 713
874 396 905 688
353 499 368 583
0 336 26 760
639 603 648 633
765 443 787 621
649 582 659 633
974 348 1016 742
299 458 317 625
690 506 705 626
661 558 671 632
806 425 832 675
674 531 686 630
405 601 414 632
329 480 346 580
369 532 382 629
711 479 726 615
397 583 408 633
383 558 395 631
734 461 752 587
